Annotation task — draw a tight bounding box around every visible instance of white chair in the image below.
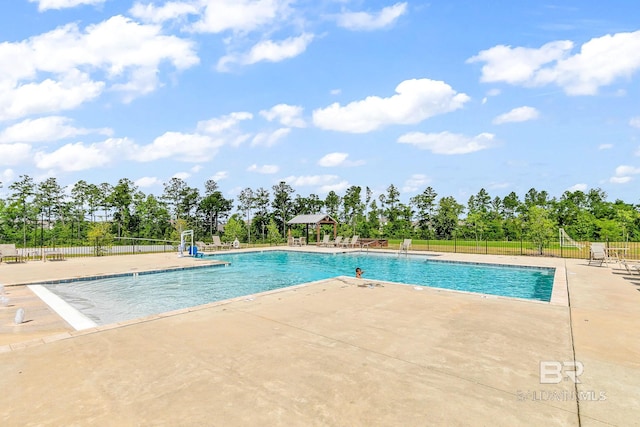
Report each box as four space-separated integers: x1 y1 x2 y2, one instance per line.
588 243 608 266
212 235 232 250
622 260 640 275
399 239 412 252
341 235 359 248
319 235 331 247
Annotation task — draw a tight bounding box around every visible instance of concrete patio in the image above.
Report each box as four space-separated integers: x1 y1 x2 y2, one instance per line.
0 249 638 426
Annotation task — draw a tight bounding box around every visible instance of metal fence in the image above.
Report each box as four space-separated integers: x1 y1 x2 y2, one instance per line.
18 238 177 260
395 239 640 261
6 237 640 262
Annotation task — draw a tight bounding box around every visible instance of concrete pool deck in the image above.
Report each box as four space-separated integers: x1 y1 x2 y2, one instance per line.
0 248 638 425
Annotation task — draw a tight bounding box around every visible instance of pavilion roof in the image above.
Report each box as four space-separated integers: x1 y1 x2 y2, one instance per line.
286 214 337 225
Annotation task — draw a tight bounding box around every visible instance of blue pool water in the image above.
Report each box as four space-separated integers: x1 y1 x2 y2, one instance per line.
46 251 554 325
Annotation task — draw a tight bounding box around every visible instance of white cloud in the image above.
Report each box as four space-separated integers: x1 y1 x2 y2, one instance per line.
173 171 191 180
319 180 350 194
0 116 112 143
32 130 228 173
397 131 495 154
610 176 632 184
135 176 162 188
210 171 229 181
630 116 640 128
330 89 341 96
402 174 430 194
317 152 364 167
0 16 199 121
283 174 343 191
29 0 105 11
0 143 32 166
492 106 540 124
189 0 292 34
133 132 224 162
313 78 469 133
468 30 640 95
615 165 640 175
34 138 134 171
598 143 613 150
197 112 253 134
318 152 348 167
217 33 314 71
247 164 279 174
1 168 16 184
129 1 199 24
260 104 305 128
336 2 407 31
567 183 588 192
251 128 290 147
468 41 573 85
609 165 640 184
0 71 104 121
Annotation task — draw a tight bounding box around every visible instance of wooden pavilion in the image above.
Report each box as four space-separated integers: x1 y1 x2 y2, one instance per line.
286 214 338 244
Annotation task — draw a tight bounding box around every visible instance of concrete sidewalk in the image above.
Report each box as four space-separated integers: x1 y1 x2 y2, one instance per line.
0 250 638 425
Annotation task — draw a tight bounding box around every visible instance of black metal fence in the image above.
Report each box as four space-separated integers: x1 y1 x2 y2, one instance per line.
5 237 640 261
394 238 640 261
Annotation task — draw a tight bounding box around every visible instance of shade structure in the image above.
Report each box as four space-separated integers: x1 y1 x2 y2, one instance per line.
286 214 338 243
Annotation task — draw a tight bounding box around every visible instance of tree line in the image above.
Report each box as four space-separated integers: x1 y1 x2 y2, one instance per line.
1 174 638 248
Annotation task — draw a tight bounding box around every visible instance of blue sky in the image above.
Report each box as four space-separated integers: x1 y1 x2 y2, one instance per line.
1 0 639 208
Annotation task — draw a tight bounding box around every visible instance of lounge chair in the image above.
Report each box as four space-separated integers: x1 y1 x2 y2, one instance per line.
45 248 65 261
339 235 359 248
212 235 232 250
0 244 26 263
588 243 608 266
622 260 640 275
399 239 412 252
289 236 306 246
330 236 343 247
196 241 214 252
319 235 331 247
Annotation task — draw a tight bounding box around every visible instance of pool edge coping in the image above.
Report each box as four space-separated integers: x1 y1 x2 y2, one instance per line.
1 250 569 353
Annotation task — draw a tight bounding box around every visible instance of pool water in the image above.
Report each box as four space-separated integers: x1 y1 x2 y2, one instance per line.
45 251 554 325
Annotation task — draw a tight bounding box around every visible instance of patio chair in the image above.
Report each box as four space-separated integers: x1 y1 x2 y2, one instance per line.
588 243 608 266
331 236 343 247
319 235 331 247
399 239 412 252
0 244 26 263
44 248 65 261
622 260 640 275
340 237 351 248
196 241 214 252
341 235 359 248
212 235 232 250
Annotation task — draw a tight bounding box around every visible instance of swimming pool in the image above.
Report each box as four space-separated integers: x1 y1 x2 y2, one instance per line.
43 251 554 326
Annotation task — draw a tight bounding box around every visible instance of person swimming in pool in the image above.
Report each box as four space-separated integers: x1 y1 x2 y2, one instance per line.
355 267 364 278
